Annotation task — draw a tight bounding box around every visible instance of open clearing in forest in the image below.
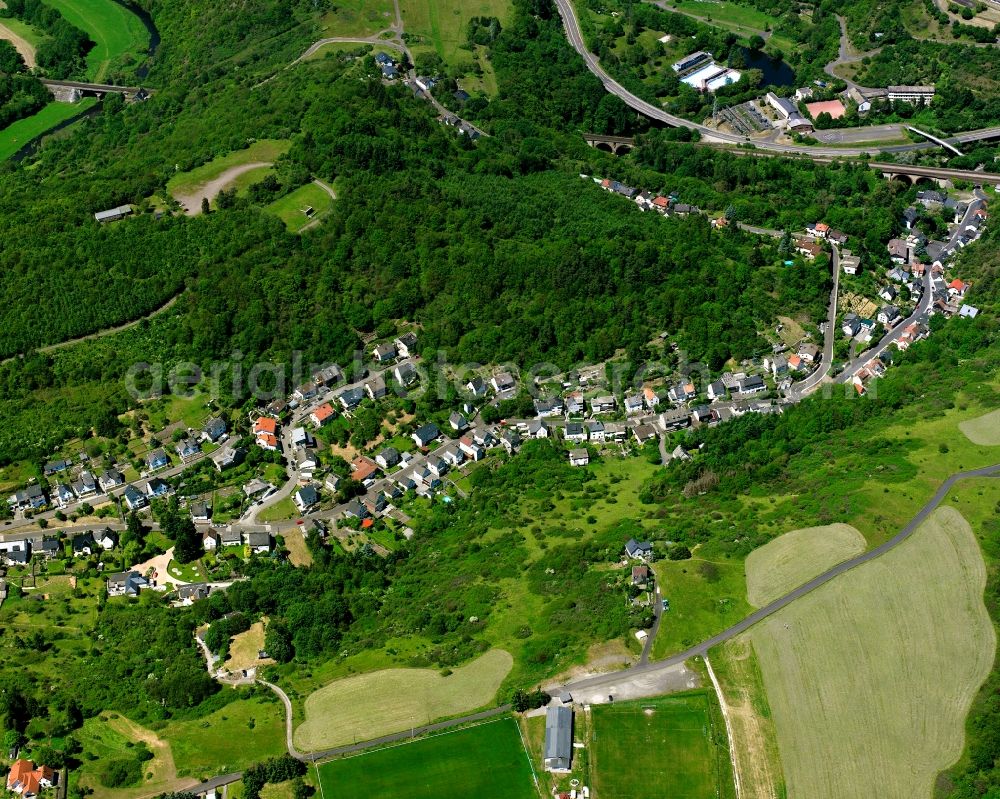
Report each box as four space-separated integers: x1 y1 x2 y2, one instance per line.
167 139 291 214
959 408 1000 446
316 717 537 799
294 649 513 751
224 620 274 674
399 0 512 65
0 18 40 66
43 0 149 82
265 181 335 232
591 692 734 799
744 523 866 607
747 506 994 799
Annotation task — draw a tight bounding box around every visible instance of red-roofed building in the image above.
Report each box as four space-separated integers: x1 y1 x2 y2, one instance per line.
310 403 335 427
361 518 374 529
652 195 670 212
351 456 378 482
7 760 55 798
813 222 830 238
948 279 968 296
253 417 277 435
257 433 279 451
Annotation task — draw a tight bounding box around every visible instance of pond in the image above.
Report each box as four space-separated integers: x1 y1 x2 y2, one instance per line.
740 47 796 87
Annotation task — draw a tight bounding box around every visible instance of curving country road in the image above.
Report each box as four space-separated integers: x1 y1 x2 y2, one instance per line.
790 242 841 397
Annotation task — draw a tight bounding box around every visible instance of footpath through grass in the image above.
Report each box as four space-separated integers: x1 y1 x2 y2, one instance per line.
590 691 734 799
316 716 537 799
43 0 149 82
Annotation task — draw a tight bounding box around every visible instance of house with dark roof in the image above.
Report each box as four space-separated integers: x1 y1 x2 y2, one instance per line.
107 571 148 597
337 386 365 410
72 532 95 556
294 485 319 513
202 417 227 442
99 468 125 492
412 422 441 448
625 538 653 560
122 484 148 511
146 449 169 472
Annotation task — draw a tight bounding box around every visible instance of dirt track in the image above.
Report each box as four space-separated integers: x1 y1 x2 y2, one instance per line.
173 162 272 215
0 21 36 68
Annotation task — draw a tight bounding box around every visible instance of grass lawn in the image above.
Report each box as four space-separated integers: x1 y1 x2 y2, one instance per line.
743 523 865 607
258 496 297 522
165 558 206 583
167 139 291 200
650 556 752 659
670 0 778 30
293 649 513 751
43 0 149 82
316 717 537 799
591 691 734 799
281 531 313 566
747 506 994 799
224 621 271 673
264 182 335 233
959 408 1000 446
319 0 395 37
161 693 286 778
0 99 97 161
399 0 512 66
0 17 46 47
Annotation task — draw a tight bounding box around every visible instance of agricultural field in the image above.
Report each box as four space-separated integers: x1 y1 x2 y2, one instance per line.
747 506 994 799
743 523 866 607
0 99 97 161
165 139 291 214
43 0 149 82
316 717 537 799
293 649 513 751
399 0 512 66
264 181 335 233
959 408 1000 446
709 639 785 799
590 692 734 799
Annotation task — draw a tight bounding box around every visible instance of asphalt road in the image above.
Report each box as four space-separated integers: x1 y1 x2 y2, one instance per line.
791 242 841 398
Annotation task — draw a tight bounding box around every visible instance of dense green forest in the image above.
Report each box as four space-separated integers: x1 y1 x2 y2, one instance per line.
0 41 49 129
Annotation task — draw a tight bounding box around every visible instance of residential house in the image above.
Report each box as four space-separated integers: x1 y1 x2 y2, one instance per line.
342 500 369 520
590 395 616 414
659 407 690 432
72 532 96 556
372 342 397 363
441 446 465 467
809 222 830 239
146 478 171 499
310 403 336 427
840 250 861 275
177 583 210 604
878 305 901 326
827 229 849 245
375 447 401 470
146 448 169 472
459 436 486 461
604 422 627 442
949 279 969 297
526 419 549 439
960 305 980 319
887 266 909 283
394 472 418 493
393 362 418 387
632 564 650 586
887 239 909 264
364 494 388 516
625 538 653 560
365 375 388 401
312 364 343 388
394 332 418 358
96 529 119 550
568 448 590 467
500 429 522 454
643 386 662 409
633 423 658 444
351 456 379 483
245 532 273 553
203 530 219 550
564 422 587 443
587 420 606 442
265 398 287 418
466 377 487 398
565 392 585 415
491 371 516 395
253 417 279 450
903 207 918 229
294 485 319 513
842 313 862 338
449 411 469 432
219 528 243 547
706 380 727 401
338 386 365 410
668 382 696 404
324 473 341 493
293 382 317 403
624 393 645 415
37 539 60 558
801 344 822 366
7 760 55 798
202 417 227 443
788 354 803 372
738 376 767 395
879 285 898 303
122 484 147 511
72 471 98 499
43 459 70 476
796 241 823 260
534 397 563 418
543 706 574 773
412 422 441 448
426 456 449 478
296 449 319 478
54 483 74 509
8 484 47 512
691 405 714 425
291 427 313 448
212 446 245 472
916 189 944 207
765 355 788 378
99 468 125 492
175 437 201 461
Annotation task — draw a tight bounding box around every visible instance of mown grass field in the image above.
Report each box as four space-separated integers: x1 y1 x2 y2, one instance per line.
43 0 149 81
166 139 291 201
0 99 97 161
316 717 537 799
0 16 46 47
744 523 866 607
591 692 734 799
748 506 994 799
399 0 512 66
265 182 335 232
294 649 513 751
709 639 785 799
959 408 1000 446
319 0 395 37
